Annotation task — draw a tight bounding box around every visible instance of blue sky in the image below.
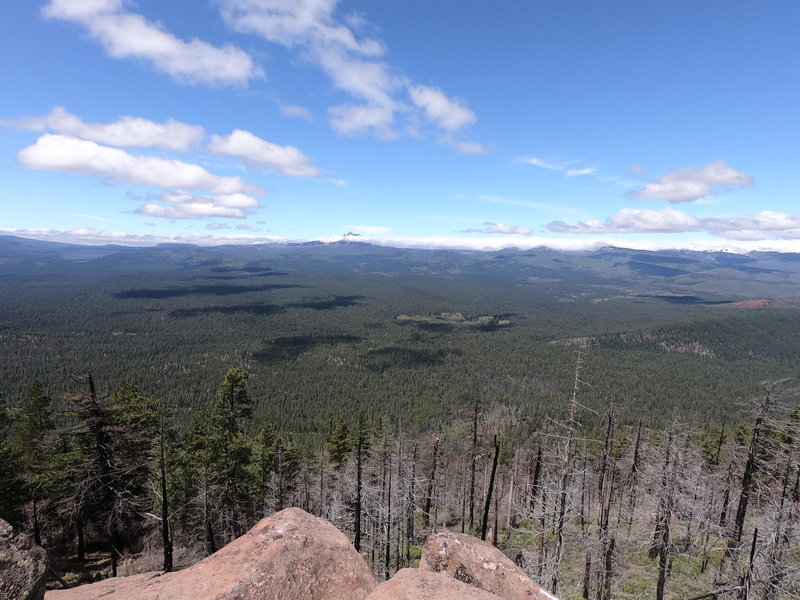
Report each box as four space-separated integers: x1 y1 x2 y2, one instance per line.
1 0 799 251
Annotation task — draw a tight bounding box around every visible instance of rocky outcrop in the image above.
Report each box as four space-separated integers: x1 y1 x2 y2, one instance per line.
42 509 555 600
367 569 506 600
0 518 49 600
45 508 376 600
420 531 557 600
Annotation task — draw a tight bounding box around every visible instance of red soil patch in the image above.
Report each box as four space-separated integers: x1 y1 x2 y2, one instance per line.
731 299 771 308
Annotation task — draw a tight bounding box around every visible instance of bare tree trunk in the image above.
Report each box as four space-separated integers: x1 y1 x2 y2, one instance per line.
159 408 173 572
423 436 440 528
406 444 417 564
469 397 479 532
627 420 642 531
481 435 500 542
552 347 584 595
729 383 779 554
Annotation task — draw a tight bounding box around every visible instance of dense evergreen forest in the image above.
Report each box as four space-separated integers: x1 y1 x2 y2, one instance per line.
2 235 800 598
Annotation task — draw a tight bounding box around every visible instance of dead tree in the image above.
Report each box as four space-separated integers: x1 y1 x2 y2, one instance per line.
551 347 585 595
481 435 500 542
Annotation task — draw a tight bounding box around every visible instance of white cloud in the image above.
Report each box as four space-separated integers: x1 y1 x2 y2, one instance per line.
3 106 204 151
209 129 321 176
135 191 260 219
236 224 262 231
10 227 800 254
548 208 800 241
452 141 490 155
565 167 596 177
632 160 754 203
465 222 533 235
219 0 483 148
548 208 701 234
328 104 397 138
279 104 315 122
521 156 595 176
409 85 476 132
43 0 261 86
3 227 282 246
206 222 232 230
18 134 262 194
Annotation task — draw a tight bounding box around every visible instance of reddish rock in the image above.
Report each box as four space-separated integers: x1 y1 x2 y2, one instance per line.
419 531 557 600
46 507 376 600
0 518 48 600
367 569 505 600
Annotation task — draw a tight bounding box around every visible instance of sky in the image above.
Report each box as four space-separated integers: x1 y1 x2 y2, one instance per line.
1 0 799 252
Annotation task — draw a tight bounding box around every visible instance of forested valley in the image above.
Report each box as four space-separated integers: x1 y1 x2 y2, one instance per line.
3 235 800 599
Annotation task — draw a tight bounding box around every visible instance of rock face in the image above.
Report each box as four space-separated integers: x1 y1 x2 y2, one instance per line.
419 531 557 600
367 569 507 600
45 507 376 600
42 510 556 600
0 518 49 600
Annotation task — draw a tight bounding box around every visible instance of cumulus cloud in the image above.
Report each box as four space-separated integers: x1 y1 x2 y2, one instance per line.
520 156 596 177
219 0 483 148
136 191 260 219
548 208 702 234
18 134 262 194
209 129 321 176
3 106 204 151
42 0 261 86
632 160 754 203
464 222 533 235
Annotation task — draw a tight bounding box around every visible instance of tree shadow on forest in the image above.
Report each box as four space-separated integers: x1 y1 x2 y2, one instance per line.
287 295 365 310
253 334 361 363
114 283 304 299
366 346 462 371
204 272 289 280
170 304 284 318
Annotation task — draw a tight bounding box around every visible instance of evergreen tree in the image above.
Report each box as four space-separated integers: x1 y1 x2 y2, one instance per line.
9 381 55 545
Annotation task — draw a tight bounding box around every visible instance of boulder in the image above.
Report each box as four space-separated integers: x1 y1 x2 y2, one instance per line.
367 569 506 600
46 507 376 600
419 531 557 600
0 518 49 600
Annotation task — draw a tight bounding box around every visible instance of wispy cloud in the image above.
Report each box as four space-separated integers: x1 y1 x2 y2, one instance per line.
631 160 753 203
477 194 590 220
520 156 596 177
68 212 112 222
42 0 261 86
346 225 391 234
2 107 205 151
279 103 315 122
219 0 485 151
464 222 532 235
